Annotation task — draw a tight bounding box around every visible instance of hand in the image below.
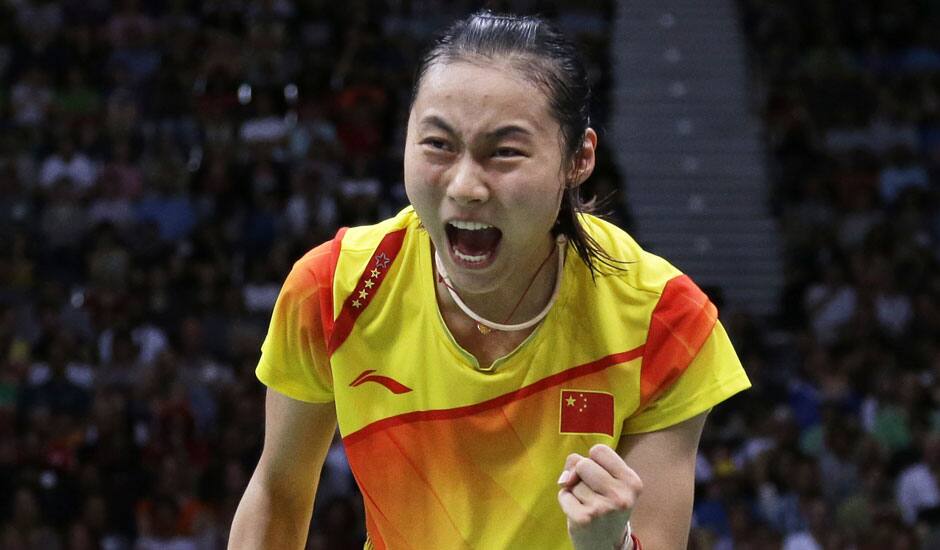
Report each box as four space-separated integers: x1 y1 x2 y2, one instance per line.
557 444 643 550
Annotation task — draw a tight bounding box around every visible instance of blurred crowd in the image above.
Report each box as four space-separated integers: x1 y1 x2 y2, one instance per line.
0 1 621 548
7 0 940 549
685 1 940 548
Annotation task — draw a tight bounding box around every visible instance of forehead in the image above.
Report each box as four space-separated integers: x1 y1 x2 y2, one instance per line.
412 60 555 135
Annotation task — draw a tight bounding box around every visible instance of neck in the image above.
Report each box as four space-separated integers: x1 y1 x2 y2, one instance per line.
434 235 561 326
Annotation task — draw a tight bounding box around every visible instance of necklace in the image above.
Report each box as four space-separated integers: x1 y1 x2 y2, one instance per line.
434 236 566 335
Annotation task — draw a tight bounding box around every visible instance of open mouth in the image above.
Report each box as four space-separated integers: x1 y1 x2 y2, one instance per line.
444 220 503 268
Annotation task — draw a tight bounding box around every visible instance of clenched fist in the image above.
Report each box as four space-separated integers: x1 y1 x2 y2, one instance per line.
557 444 643 550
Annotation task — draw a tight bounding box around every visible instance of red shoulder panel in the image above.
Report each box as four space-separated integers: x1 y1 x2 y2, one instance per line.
639 275 717 406
327 228 407 356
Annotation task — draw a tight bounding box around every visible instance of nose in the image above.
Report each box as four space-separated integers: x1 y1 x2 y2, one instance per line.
446 155 489 206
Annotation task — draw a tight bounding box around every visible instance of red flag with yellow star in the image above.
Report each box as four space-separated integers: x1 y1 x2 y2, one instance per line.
559 390 615 436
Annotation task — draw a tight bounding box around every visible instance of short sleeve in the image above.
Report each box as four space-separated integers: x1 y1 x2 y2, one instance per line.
255 242 336 403
623 275 750 434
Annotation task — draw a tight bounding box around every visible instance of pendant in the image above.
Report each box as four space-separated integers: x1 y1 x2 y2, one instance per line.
476 323 492 335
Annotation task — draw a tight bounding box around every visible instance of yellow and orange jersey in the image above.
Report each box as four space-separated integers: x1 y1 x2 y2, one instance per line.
257 206 750 550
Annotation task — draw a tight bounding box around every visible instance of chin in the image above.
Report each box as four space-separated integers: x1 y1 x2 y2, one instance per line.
437 247 505 294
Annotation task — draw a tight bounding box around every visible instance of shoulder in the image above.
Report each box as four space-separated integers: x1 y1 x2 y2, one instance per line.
579 214 700 301
336 206 420 253
290 207 420 284
578 215 717 363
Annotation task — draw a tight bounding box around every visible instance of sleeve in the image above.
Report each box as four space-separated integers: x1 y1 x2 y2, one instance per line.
255 242 336 403
623 275 751 434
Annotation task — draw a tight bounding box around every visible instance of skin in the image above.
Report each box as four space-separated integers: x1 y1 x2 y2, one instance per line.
228 391 336 548
404 59 596 325
230 58 709 550
558 412 709 549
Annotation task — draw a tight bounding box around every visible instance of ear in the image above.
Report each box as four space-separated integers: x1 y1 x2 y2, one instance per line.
567 128 598 189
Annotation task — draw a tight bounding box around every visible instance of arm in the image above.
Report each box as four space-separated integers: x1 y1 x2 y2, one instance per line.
617 411 708 548
228 389 337 549
557 411 708 549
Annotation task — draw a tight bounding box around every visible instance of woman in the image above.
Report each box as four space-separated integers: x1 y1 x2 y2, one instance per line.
229 11 749 550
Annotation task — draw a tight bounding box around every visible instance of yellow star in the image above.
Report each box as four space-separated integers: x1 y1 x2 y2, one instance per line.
359 289 368 299
352 299 362 308
565 396 576 407
370 269 380 278
364 279 374 289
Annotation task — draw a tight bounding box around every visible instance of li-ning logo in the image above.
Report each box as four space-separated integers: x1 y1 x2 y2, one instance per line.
349 370 412 394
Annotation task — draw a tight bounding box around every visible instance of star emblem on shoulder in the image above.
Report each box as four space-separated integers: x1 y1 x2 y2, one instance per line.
375 252 391 270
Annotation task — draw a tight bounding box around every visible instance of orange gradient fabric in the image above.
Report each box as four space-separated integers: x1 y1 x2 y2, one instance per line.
256 207 751 549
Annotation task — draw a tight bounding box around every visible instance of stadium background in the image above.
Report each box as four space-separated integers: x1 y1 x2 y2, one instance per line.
1 0 939 548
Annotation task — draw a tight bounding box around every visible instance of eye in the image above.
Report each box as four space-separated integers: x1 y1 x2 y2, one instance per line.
493 147 523 158
421 138 451 151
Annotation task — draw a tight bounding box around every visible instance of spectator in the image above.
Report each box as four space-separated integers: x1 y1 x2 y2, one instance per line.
136 167 196 244
18 334 93 421
86 168 139 230
10 67 54 130
896 434 940 525
803 263 857 344
53 67 102 123
879 145 929 204
39 136 98 194
1 487 61 549
238 90 289 147
781 496 828 550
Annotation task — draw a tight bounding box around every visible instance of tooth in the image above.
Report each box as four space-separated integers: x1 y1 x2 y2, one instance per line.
454 249 488 263
450 220 493 231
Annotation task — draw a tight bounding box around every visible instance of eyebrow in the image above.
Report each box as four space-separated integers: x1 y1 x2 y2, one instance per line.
485 125 533 141
418 115 534 141
418 115 457 136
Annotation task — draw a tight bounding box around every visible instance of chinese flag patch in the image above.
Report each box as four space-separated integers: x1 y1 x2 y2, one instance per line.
560 390 615 436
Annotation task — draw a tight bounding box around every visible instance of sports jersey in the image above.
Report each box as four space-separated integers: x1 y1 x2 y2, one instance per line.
257 206 750 549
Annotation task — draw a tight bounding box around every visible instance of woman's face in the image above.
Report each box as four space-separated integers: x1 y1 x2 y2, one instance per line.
404 60 592 295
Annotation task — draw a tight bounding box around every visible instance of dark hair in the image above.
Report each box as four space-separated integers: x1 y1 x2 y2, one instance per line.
411 11 626 278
